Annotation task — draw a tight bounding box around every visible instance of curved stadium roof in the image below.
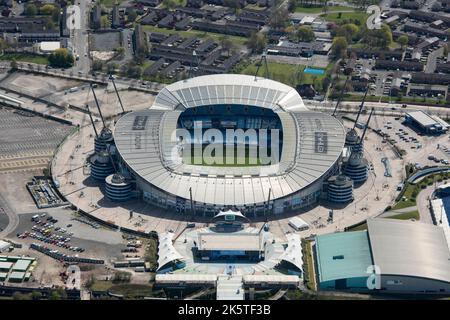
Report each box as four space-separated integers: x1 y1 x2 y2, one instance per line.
114 75 346 206
152 74 308 112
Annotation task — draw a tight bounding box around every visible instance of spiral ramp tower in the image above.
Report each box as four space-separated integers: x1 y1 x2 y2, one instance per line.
105 173 133 202
94 127 114 153
326 174 354 203
89 150 115 180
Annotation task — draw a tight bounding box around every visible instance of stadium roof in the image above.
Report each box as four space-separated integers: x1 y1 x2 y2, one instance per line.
367 218 450 284
315 231 373 283
114 75 345 206
152 74 308 112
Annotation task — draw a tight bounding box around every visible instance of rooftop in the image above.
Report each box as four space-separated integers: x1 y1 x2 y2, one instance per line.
12 259 31 272
315 230 373 283
406 110 442 127
198 232 262 251
367 219 450 284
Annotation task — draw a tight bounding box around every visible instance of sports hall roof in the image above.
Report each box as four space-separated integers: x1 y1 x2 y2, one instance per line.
315 230 373 283
367 218 450 284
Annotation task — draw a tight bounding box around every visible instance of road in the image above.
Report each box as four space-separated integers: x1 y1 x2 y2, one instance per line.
305 99 450 118
425 47 444 74
70 0 93 75
122 29 134 62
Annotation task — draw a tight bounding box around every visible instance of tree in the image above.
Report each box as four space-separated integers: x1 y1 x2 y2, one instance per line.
24 3 37 16
40 4 57 16
92 60 104 71
162 0 177 10
12 292 32 300
224 0 240 10
100 15 110 28
331 36 348 59
49 289 67 300
220 36 234 56
127 8 138 22
107 62 119 74
10 59 18 70
48 48 75 68
124 63 142 79
31 291 43 300
115 47 125 59
444 44 449 57
432 2 442 11
247 32 267 54
337 23 360 43
296 26 315 42
0 38 8 53
398 35 408 49
287 0 297 12
269 7 289 30
362 24 393 49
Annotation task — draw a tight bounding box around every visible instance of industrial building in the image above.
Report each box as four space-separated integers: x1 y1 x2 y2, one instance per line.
315 219 450 294
404 110 449 134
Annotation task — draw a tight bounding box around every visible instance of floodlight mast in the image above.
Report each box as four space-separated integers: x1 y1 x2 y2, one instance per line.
332 76 350 117
352 85 370 130
109 74 125 113
90 82 106 129
360 107 375 142
86 104 98 138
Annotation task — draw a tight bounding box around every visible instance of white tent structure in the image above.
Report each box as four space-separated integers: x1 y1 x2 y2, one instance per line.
0 240 10 253
213 209 249 222
157 232 185 272
277 233 303 276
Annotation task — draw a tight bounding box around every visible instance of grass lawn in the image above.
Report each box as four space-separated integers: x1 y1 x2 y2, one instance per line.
141 25 247 46
90 280 164 299
144 238 158 270
99 0 128 7
237 61 331 87
186 156 269 167
295 5 354 13
393 172 450 210
392 183 418 210
388 210 420 220
0 53 48 65
245 4 267 11
320 11 368 25
109 283 164 299
140 60 154 70
303 240 316 291
90 280 114 292
346 222 367 231
345 94 449 106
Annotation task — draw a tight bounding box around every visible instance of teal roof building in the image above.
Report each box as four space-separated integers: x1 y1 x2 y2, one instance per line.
315 230 374 290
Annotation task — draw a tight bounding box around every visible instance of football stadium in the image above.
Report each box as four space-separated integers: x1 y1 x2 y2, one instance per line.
109 74 346 216
108 74 345 216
